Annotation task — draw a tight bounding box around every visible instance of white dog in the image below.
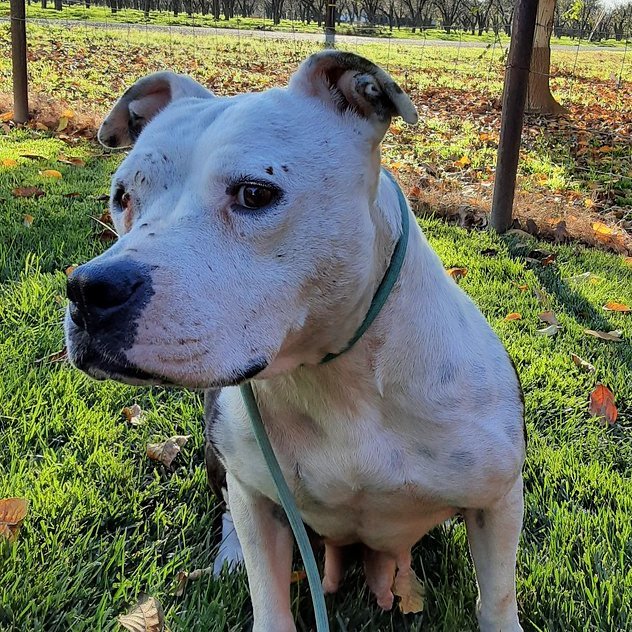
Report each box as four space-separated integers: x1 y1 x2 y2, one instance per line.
65 51 525 631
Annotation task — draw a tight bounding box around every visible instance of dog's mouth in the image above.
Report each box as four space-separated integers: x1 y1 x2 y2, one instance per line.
68 326 269 389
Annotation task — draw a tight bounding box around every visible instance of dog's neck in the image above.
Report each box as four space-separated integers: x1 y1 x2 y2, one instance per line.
255 171 464 426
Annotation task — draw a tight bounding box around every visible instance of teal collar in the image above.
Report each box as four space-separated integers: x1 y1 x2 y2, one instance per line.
320 168 410 364
239 168 410 632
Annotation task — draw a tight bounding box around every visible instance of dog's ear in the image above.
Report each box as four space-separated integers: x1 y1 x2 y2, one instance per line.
288 51 417 136
98 71 213 148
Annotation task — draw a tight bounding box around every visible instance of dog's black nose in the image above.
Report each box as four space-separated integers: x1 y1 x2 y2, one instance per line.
67 258 148 331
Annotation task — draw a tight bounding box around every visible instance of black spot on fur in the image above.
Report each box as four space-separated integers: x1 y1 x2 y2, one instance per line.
450 450 476 469
476 509 485 529
416 444 435 460
508 355 527 449
203 389 227 502
265 166 274 175
281 165 289 172
106 134 119 147
439 361 459 385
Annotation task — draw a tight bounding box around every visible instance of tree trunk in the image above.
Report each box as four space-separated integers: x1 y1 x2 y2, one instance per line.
527 0 565 114
54 0 62 9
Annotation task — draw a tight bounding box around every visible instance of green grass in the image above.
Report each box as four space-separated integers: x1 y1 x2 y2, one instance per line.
1 111 632 631
0 1 629 47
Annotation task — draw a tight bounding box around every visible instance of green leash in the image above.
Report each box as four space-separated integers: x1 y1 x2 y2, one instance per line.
239 169 410 631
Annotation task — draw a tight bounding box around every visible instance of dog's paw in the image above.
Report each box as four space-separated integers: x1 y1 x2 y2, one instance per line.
212 511 244 576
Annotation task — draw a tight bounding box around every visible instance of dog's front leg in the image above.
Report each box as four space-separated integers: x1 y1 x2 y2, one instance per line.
464 475 524 632
226 472 296 632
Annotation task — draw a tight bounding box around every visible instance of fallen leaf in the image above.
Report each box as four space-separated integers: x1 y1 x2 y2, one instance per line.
1 158 18 167
505 228 533 240
61 108 75 119
63 192 81 198
504 312 522 321
624 257 632 267
57 117 69 132
65 265 77 276
539 311 560 326
57 154 85 166
35 348 68 364
597 145 614 153
19 152 47 160
603 301 631 313
592 221 613 236
571 353 595 373
540 254 557 266
515 283 529 291
12 186 44 198
533 287 548 303
122 404 143 426
0 497 29 542
173 566 214 596
446 267 467 281
40 169 62 179
291 570 307 583
525 218 538 235
0 111 14 122
23 214 34 228
454 155 471 168
96 229 117 242
118 595 165 632
589 384 617 426
553 221 570 243
147 435 190 467
584 329 623 342
34 122 48 131
536 324 560 336
567 272 602 283
392 568 425 614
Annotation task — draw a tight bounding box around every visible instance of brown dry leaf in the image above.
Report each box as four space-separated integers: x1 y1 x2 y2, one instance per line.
19 152 47 160
40 169 63 179
12 186 44 198
56 117 69 132
173 567 213 596
118 595 165 632
504 313 522 321
553 221 570 243
291 570 307 583
392 568 425 614
57 154 85 167
0 111 14 122
147 435 190 467
23 214 34 228
540 254 557 266
597 145 614 153
584 329 623 342
35 348 68 364
588 384 618 426
0 497 29 542
61 108 75 119
536 324 560 337
624 257 632 267
122 404 144 426
65 265 77 276
446 267 467 282
539 311 560 326
2 158 18 167
515 283 529 291
34 122 49 131
571 353 595 373
603 301 631 313
97 229 117 242
454 155 471 168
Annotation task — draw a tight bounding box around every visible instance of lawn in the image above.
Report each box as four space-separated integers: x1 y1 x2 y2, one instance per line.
1 21 632 632
1 1 630 48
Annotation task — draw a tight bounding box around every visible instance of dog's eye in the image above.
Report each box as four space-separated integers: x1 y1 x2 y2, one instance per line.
236 184 276 210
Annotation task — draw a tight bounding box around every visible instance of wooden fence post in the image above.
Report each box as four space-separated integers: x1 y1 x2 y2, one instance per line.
10 0 29 123
325 0 336 47
490 0 539 233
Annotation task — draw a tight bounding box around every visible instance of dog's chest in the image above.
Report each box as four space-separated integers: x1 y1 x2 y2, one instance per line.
213 390 459 548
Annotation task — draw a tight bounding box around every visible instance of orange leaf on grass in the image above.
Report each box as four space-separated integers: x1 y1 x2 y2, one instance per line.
12 186 44 198
589 384 617 426
446 267 468 282
0 497 29 542
603 301 631 313
504 313 522 321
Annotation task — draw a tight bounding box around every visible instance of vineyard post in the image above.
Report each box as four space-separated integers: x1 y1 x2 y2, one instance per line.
325 0 336 47
10 0 29 123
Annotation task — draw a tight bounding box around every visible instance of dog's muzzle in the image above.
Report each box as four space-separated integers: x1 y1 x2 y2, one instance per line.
65 257 161 383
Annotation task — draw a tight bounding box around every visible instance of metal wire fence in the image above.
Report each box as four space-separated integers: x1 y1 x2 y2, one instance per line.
1 7 631 243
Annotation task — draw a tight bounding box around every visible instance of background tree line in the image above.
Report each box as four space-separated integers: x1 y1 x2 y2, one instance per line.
33 0 632 40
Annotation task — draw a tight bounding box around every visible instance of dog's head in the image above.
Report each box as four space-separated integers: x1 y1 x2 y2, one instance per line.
65 51 417 388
